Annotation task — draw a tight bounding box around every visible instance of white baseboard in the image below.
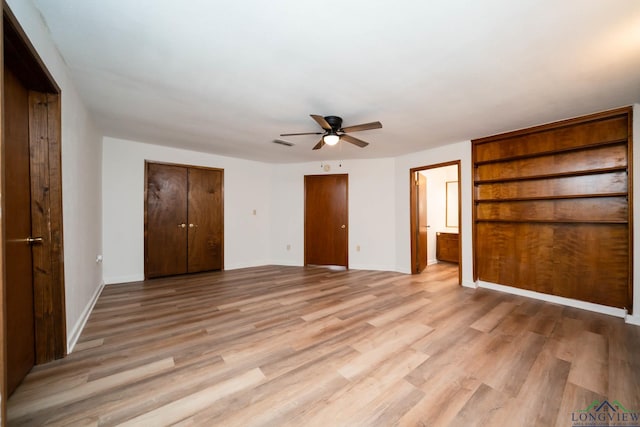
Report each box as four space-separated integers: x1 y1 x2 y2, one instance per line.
104 274 144 285
626 314 640 326
67 280 105 353
462 280 477 289
224 260 272 270
477 280 627 318
349 263 397 272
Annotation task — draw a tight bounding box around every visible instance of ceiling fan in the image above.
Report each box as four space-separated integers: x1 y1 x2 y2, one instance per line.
280 115 382 150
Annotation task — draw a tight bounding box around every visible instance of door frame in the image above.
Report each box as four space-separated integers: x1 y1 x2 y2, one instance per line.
410 161 461 284
2 2 66 414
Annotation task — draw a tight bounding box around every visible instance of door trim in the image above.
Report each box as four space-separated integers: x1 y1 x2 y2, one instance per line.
410 161 461 284
2 1 66 413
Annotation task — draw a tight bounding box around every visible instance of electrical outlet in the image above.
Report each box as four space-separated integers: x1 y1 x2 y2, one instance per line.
286 244 291 251
252 209 257 215
356 245 360 252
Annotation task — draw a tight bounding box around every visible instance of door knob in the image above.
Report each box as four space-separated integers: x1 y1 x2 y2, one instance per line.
341 224 346 229
189 223 198 228
178 223 186 228
26 237 43 245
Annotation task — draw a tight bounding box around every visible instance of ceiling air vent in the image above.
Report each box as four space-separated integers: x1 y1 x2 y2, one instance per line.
272 139 294 147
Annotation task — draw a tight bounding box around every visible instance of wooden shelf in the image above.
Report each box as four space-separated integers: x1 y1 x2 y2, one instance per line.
474 219 628 224
474 166 627 185
475 193 628 203
473 138 628 166
471 107 631 311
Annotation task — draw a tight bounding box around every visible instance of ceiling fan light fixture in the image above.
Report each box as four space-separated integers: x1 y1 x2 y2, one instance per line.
323 132 340 146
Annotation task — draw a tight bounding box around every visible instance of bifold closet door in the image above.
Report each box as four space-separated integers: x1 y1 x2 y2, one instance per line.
187 168 223 272
145 162 224 279
145 163 189 278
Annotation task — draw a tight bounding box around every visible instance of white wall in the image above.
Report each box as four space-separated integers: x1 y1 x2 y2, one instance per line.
394 141 472 284
269 158 396 271
102 137 271 283
420 164 458 265
7 0 103 350
104 143 396 281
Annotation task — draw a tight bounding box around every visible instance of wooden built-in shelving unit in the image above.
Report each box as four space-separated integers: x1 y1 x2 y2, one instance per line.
472 107 632 309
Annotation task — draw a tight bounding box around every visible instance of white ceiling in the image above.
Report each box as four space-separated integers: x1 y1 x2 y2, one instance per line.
32 0 640 163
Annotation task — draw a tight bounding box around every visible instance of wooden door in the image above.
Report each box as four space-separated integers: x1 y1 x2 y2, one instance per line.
4 67 35 395
410 172 428 273
305 174 348 267
416 173 428 272
187 168 223 272
145 163 189 278
145 162 224 278
2 6 66 415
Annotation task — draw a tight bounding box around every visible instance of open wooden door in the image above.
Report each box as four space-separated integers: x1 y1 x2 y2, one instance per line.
4 67 35 396
410 161 461 284
304 174 348 267
411 172 428 273
2 4 66 405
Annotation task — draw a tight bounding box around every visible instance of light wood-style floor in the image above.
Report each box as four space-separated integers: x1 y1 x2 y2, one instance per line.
7 264 640 426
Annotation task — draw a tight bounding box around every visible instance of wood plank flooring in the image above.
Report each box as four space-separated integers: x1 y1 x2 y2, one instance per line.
7 264 640 426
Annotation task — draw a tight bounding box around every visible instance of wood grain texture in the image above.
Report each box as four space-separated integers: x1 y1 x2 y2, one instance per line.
3 5 66 422
187 167 223 272
304 174 348 267
476 144 627 182
29 91 66 364
4 66 35 396
474 114 628 163
436 232 459 263
477 172 627 200
145 163 189 277
0 10 5 422
473 107 632 310
45 92 66 361
7 264 640 426
476 223 629 308
476 196 628 222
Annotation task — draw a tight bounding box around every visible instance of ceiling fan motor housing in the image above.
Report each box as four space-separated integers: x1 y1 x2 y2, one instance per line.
324 116 343 131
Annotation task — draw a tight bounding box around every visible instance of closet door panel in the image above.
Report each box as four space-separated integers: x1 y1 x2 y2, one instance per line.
187 168 223 272
146 163 188 278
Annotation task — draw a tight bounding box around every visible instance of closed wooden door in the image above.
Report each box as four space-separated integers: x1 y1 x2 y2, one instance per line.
416 173 428 273
305 174 348 267
5 67 36 395
187 168 223 272
145 163 189 277
145 162 223 278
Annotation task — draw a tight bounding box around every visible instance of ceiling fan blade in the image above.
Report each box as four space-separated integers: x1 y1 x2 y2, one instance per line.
312 138 325 150
280 131 324 136
310 114 332 130
340 134 369 148
341 121 382 133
